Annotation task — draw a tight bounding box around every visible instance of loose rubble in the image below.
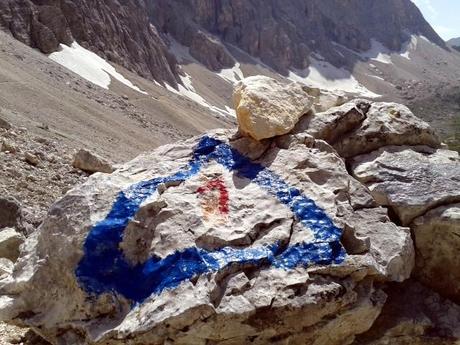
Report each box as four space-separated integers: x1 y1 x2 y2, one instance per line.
0 126 88 227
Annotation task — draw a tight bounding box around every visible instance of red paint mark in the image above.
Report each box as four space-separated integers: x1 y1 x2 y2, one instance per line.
197 177 229 217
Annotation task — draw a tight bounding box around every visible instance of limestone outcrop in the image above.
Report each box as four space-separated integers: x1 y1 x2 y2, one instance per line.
0 82 459 344
0 127 414 344
351 146 460 225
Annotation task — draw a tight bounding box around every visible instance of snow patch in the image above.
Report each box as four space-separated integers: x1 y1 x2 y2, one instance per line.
217 63 244 83
400 35 418 60
288 57 380 98
49 42 147 94
166 73 235 118
360 39 393 64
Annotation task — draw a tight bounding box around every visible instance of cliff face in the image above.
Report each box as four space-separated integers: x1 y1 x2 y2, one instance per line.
0 0 447 82
0 0 179 86
149 0 445 73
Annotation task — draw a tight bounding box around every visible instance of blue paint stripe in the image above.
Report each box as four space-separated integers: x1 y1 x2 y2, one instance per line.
76 136 346 303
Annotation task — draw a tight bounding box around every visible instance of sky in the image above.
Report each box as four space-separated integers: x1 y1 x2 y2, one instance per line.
411 0 460 41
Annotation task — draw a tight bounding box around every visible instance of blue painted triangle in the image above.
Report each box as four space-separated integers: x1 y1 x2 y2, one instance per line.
76 136 346 304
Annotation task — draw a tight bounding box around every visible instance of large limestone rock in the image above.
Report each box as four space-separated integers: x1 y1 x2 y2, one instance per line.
413 204 460 304
332 102 441 158
234 76 314 140
351 146 460 225
0 130 413 345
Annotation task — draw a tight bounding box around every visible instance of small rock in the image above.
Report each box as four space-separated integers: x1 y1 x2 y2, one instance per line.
1 140 17 153
0 117 11 130
233 76 314 140
24 152 40 166
0 228 25 262
0 197 23 230
0 258 14 277
72 149 114 174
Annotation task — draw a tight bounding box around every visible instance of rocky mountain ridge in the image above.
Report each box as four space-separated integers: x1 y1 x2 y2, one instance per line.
0 0 446 81
0 0 179 86
149 0 445 73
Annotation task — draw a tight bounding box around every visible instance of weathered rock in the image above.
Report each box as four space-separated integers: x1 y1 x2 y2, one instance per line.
294 99 371 144
0 130 413 344
354 281 460 345
304 88 351 113
334 102 441 158
24 152 40 166
0 258 13 278
0 228 24 262
234 76 314 140
72 149 114 174
1 140 16 153
189 31 235 71
413 204 460 303
0 198 23 231
351 146 460 225
0 117 11 130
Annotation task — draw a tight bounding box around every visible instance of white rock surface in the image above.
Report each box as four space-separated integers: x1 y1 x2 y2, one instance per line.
0 130 414 345
333 102 441 158
351 146 460 225
233 76 314 140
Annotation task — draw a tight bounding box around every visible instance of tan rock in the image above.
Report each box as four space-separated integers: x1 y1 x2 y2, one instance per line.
233 76 314 140
0 228 24 262
72 149 114 174
413 204 460 303
24 151 40 166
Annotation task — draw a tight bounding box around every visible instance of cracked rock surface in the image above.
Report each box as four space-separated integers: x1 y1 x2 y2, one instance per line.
0 128 413 344
0 94 459 344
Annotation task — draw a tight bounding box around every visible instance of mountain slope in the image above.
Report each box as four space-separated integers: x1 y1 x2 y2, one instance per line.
0 0 179 86
149 0 445 73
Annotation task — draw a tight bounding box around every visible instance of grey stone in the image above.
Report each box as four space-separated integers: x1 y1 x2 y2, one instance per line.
351 146 460 225
0 131 413 344
0 198 23 231
0 228 24 262
413 204 460 303
72 149 113 174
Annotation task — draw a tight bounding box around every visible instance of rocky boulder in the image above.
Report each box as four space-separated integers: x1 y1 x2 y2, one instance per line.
350 146 460 225
413 204 460 304
333 102 441 158
0 129 413 344
0 197 23 231
234 76 314 140
0 228 24 262
72 149 114 174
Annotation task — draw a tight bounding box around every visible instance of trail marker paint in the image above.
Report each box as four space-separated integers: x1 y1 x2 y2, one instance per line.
76 136 346 303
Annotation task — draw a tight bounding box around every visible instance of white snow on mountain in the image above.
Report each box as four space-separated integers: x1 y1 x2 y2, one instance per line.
49 42 147 94
288 57 380 97
166 73 235 117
